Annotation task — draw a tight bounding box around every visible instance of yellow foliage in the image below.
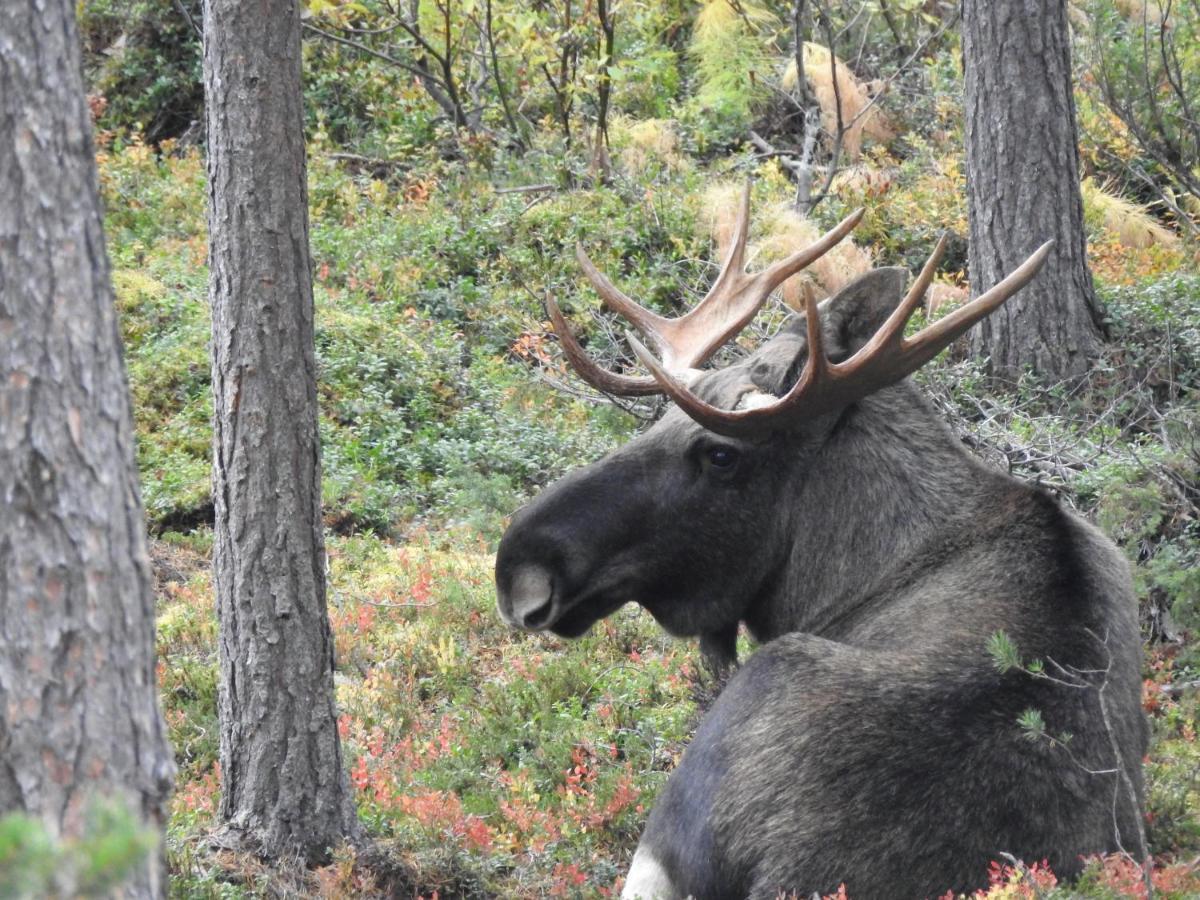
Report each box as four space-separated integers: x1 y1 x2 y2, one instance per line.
830 164 899 199
433 634 458 674
1081 177 1179 249
782 44 894 160
112 269 167 307
1075 84 1140 169
700 182 873 309
1068 0 1166 27
693 0 776 39
1088 233 1191 285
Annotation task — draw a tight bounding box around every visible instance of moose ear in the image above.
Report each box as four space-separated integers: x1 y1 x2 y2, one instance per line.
817 267 909 358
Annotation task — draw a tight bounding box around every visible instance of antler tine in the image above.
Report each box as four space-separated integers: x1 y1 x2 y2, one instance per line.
660 206 867 371
862 231 949 353
625 331 765 436
901 240 1054 366
705 180 753 300
755 207 867 296
545 294 662 396
576 244 672 359
624 295 834 437
572 183 864 377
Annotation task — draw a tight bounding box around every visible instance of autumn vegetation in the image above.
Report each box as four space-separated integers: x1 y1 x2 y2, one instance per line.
3 0 1196 896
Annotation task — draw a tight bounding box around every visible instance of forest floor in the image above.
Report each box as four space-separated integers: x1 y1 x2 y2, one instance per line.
86 54 1200 897
109 135 1200 897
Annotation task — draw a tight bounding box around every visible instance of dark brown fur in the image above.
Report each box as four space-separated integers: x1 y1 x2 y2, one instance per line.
495 269 1147 899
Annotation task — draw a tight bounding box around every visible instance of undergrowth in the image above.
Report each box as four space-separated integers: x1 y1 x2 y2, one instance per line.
79 12 1200 896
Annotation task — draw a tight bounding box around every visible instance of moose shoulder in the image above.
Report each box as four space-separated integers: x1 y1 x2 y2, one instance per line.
495 188 1147 899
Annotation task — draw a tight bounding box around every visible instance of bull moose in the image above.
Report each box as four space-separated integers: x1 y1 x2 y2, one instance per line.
495 185 1147 899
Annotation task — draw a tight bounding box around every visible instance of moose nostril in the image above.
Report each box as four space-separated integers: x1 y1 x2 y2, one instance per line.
502 564 558 631
517 597 556 630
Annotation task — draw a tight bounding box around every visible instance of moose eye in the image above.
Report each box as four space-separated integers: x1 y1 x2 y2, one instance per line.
705 446 740 471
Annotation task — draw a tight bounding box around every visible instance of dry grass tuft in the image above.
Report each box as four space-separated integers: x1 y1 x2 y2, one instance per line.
782 43 894 160
701 182 747 260
1114 0 1167 23
700 182 873 309
613 117 689 176
758 205 874 309
1081 177 1179 249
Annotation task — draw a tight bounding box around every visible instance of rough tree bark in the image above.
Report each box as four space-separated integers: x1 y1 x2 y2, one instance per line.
0 0 175 894
962 0 1104 381
203 0 359 861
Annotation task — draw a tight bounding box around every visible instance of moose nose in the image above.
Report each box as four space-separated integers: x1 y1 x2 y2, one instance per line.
499 564 558 631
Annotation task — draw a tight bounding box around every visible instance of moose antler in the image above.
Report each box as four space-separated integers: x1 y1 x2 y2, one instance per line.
627 237 1055 437
547 182 865 396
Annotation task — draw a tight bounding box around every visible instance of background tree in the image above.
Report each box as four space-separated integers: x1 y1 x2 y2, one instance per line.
203 0 359 860
963 0 1105 381
1080 0 1200 238
0 0 175 893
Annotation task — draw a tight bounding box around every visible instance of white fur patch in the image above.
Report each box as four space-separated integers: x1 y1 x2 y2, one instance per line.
736 389 778 411
622 846 677 899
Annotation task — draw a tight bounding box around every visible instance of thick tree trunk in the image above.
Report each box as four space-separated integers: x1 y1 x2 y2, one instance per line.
962 0 1104 382
0 1 175 895
203 0 358 862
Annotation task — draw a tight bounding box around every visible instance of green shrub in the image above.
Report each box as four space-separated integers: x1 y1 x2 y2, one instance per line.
0 802 157 898
80 0 203 142
1100 273 1200 392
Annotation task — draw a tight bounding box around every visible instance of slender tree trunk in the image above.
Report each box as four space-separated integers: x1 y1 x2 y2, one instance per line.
963 0 1104 381
0 0 175 894
203 0 359 861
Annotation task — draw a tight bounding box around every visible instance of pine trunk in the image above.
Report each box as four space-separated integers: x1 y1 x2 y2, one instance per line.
962 0 1104 381
0 0 175 894
203 0 359 861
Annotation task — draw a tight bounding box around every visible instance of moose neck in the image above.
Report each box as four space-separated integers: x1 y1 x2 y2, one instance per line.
744 383 994 644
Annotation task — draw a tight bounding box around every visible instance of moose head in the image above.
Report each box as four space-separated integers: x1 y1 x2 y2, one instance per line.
496 184 1050 667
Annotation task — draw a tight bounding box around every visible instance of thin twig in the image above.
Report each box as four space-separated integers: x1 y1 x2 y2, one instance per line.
172 0 201 39
302 21 441 84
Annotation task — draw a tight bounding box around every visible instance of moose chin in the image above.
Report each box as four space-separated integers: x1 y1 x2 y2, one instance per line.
495 184 1147 900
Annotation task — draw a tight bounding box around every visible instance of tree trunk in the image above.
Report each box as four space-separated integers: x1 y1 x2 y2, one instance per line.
962 0 1104 382
0 0 175 894
203 0 359 861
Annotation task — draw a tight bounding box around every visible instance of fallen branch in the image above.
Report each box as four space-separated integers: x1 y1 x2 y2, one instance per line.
327 152 410 172
358 596 438 609
494 183 557 194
